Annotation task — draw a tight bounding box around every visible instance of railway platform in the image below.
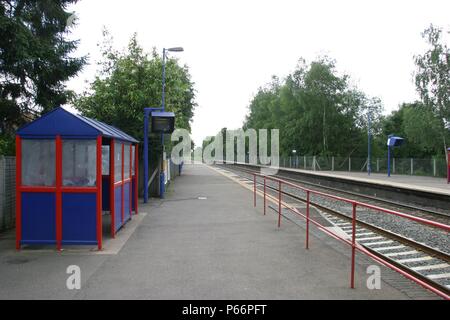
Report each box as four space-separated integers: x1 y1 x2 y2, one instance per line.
286 169 450 196
0 163 439 299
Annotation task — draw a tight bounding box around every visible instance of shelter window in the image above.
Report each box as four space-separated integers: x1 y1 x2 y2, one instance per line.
114 142 122 183
22 139 56 186
124 143 131 179
102 146 110 175
62 140 97 187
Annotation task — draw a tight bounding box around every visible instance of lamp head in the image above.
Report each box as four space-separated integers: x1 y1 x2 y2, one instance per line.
167 47 184 52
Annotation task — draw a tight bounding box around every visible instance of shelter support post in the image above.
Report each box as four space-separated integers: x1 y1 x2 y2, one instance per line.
110 139 115 238
134 145 139 213
55 135 62 251
96 136 102 250
121 143 124 224
15 136 21 250
129 144 132 218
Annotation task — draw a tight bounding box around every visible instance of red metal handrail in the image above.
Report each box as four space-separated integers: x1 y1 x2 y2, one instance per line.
252 172 450 300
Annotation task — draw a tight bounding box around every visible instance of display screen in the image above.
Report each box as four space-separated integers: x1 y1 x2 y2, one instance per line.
152 116 175 133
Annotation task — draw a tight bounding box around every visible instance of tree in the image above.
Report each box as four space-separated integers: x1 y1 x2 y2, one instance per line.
402 102 444 155
244 56 382 158
74 31 196 158
0 0 86 155
414 24 450 156
375 102 446 158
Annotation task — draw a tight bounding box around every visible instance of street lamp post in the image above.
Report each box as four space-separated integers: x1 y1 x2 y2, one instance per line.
161 47 183 111
143 47 183 203
159 47 183 199
159 47 184 198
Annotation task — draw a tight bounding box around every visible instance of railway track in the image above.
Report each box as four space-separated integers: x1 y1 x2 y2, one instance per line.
214 164 450 297
228 163 450 221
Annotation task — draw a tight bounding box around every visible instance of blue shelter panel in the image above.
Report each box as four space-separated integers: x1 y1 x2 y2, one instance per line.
62 193 97 244
21 193 56 244
114 186 122 232
124 182 131 222
102 176 110 211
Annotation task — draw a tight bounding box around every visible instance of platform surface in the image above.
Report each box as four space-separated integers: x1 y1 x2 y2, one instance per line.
0 164 438 299
279 167 450 196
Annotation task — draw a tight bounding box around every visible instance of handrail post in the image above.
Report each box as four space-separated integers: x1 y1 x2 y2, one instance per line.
263 176 266 215
351 202 357 289
278 181 282 228
306 190 310 249
253 174 256 207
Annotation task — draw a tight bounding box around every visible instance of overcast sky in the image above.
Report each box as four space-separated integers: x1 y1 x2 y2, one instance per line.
66 0 450 145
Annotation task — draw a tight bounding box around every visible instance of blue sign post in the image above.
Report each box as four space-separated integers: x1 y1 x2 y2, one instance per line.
387 134 405 177
143 107 163 203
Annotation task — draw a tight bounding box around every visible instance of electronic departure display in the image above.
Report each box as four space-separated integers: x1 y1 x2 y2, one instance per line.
151 112 175 133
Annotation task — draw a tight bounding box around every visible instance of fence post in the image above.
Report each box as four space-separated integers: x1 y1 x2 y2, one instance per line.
313 156 316 171
433 159 436 176
304 156 306 170
306 190 310 249
278 181 282 228
393 158 395 174
296 156 299 168
289 156 292 168
263 177 266 215
15 139 22 250
377 158 379 172
332 156 335 171
350 202 357 289
410 158 413 175
349 157 351 172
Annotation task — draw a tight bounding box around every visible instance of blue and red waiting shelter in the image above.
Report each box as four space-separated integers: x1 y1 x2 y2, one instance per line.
15 107 139 250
